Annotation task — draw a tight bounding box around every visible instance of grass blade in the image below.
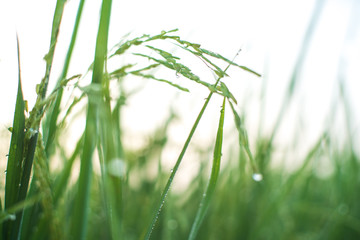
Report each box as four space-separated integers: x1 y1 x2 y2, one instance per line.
143 50 240 240
16 1 66 238
44 0 86 154
188 97 226 240
228 100 260 176
3 35 26 240
70 0 112 239
143 90 215 240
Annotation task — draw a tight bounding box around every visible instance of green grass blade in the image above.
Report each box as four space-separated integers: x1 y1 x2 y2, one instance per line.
44 0 86 154
3 35 26 240
70 0 112 239
143 50 240 240
1 194 43 224
228 100 260 176
143 90 215 240
98 100 124 240
53 133 84 203
188 97 226 240
15 1 66 239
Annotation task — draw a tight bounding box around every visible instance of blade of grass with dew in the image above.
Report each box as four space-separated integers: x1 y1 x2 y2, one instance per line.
188 97 226 240
142 88 214 240
143 50 239 239
1 194 43 225
16 1 66 238
96 75 124 239
228 100 260 178
43 0 86 155
3 35 26 240
248 134 328 239
70 0 112 239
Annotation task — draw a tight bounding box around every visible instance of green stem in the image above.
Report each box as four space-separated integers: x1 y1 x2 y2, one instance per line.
70 0 112 239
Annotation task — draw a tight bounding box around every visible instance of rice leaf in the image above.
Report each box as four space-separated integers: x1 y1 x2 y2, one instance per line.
70 0 112 239
3 35 26 240
143 90 215 240
1 194 43 224
188 97 226 240
97 96 124 240
228 100 259 175
14 2 67 238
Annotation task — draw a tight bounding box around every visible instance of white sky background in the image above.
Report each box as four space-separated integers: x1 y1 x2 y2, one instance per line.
0 0 359 165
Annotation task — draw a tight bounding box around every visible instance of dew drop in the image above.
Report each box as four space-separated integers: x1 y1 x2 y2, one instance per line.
252 173 263 182
107 158 126 177
167 219 178 230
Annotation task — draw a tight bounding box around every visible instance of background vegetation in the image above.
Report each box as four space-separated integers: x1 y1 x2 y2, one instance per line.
1 0 359 240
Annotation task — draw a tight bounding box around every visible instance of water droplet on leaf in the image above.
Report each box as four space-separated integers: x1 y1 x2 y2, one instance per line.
252 173 263 182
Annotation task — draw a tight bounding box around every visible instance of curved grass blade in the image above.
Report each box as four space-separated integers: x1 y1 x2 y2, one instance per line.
188 97 226 240
143 50 239 240
228 100 260 176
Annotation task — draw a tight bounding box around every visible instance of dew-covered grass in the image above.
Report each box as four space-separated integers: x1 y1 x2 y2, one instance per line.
1 1 359 240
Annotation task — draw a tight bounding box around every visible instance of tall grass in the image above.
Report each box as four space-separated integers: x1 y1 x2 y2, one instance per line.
1 1 359 240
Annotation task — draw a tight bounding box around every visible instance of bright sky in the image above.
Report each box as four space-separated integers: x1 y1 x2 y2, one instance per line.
0 0 359 161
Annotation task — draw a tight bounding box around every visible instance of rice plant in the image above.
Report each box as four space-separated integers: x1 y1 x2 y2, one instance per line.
1 0 359 240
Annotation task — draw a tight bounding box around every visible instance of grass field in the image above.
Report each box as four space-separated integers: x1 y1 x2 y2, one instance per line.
1 1 359 240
